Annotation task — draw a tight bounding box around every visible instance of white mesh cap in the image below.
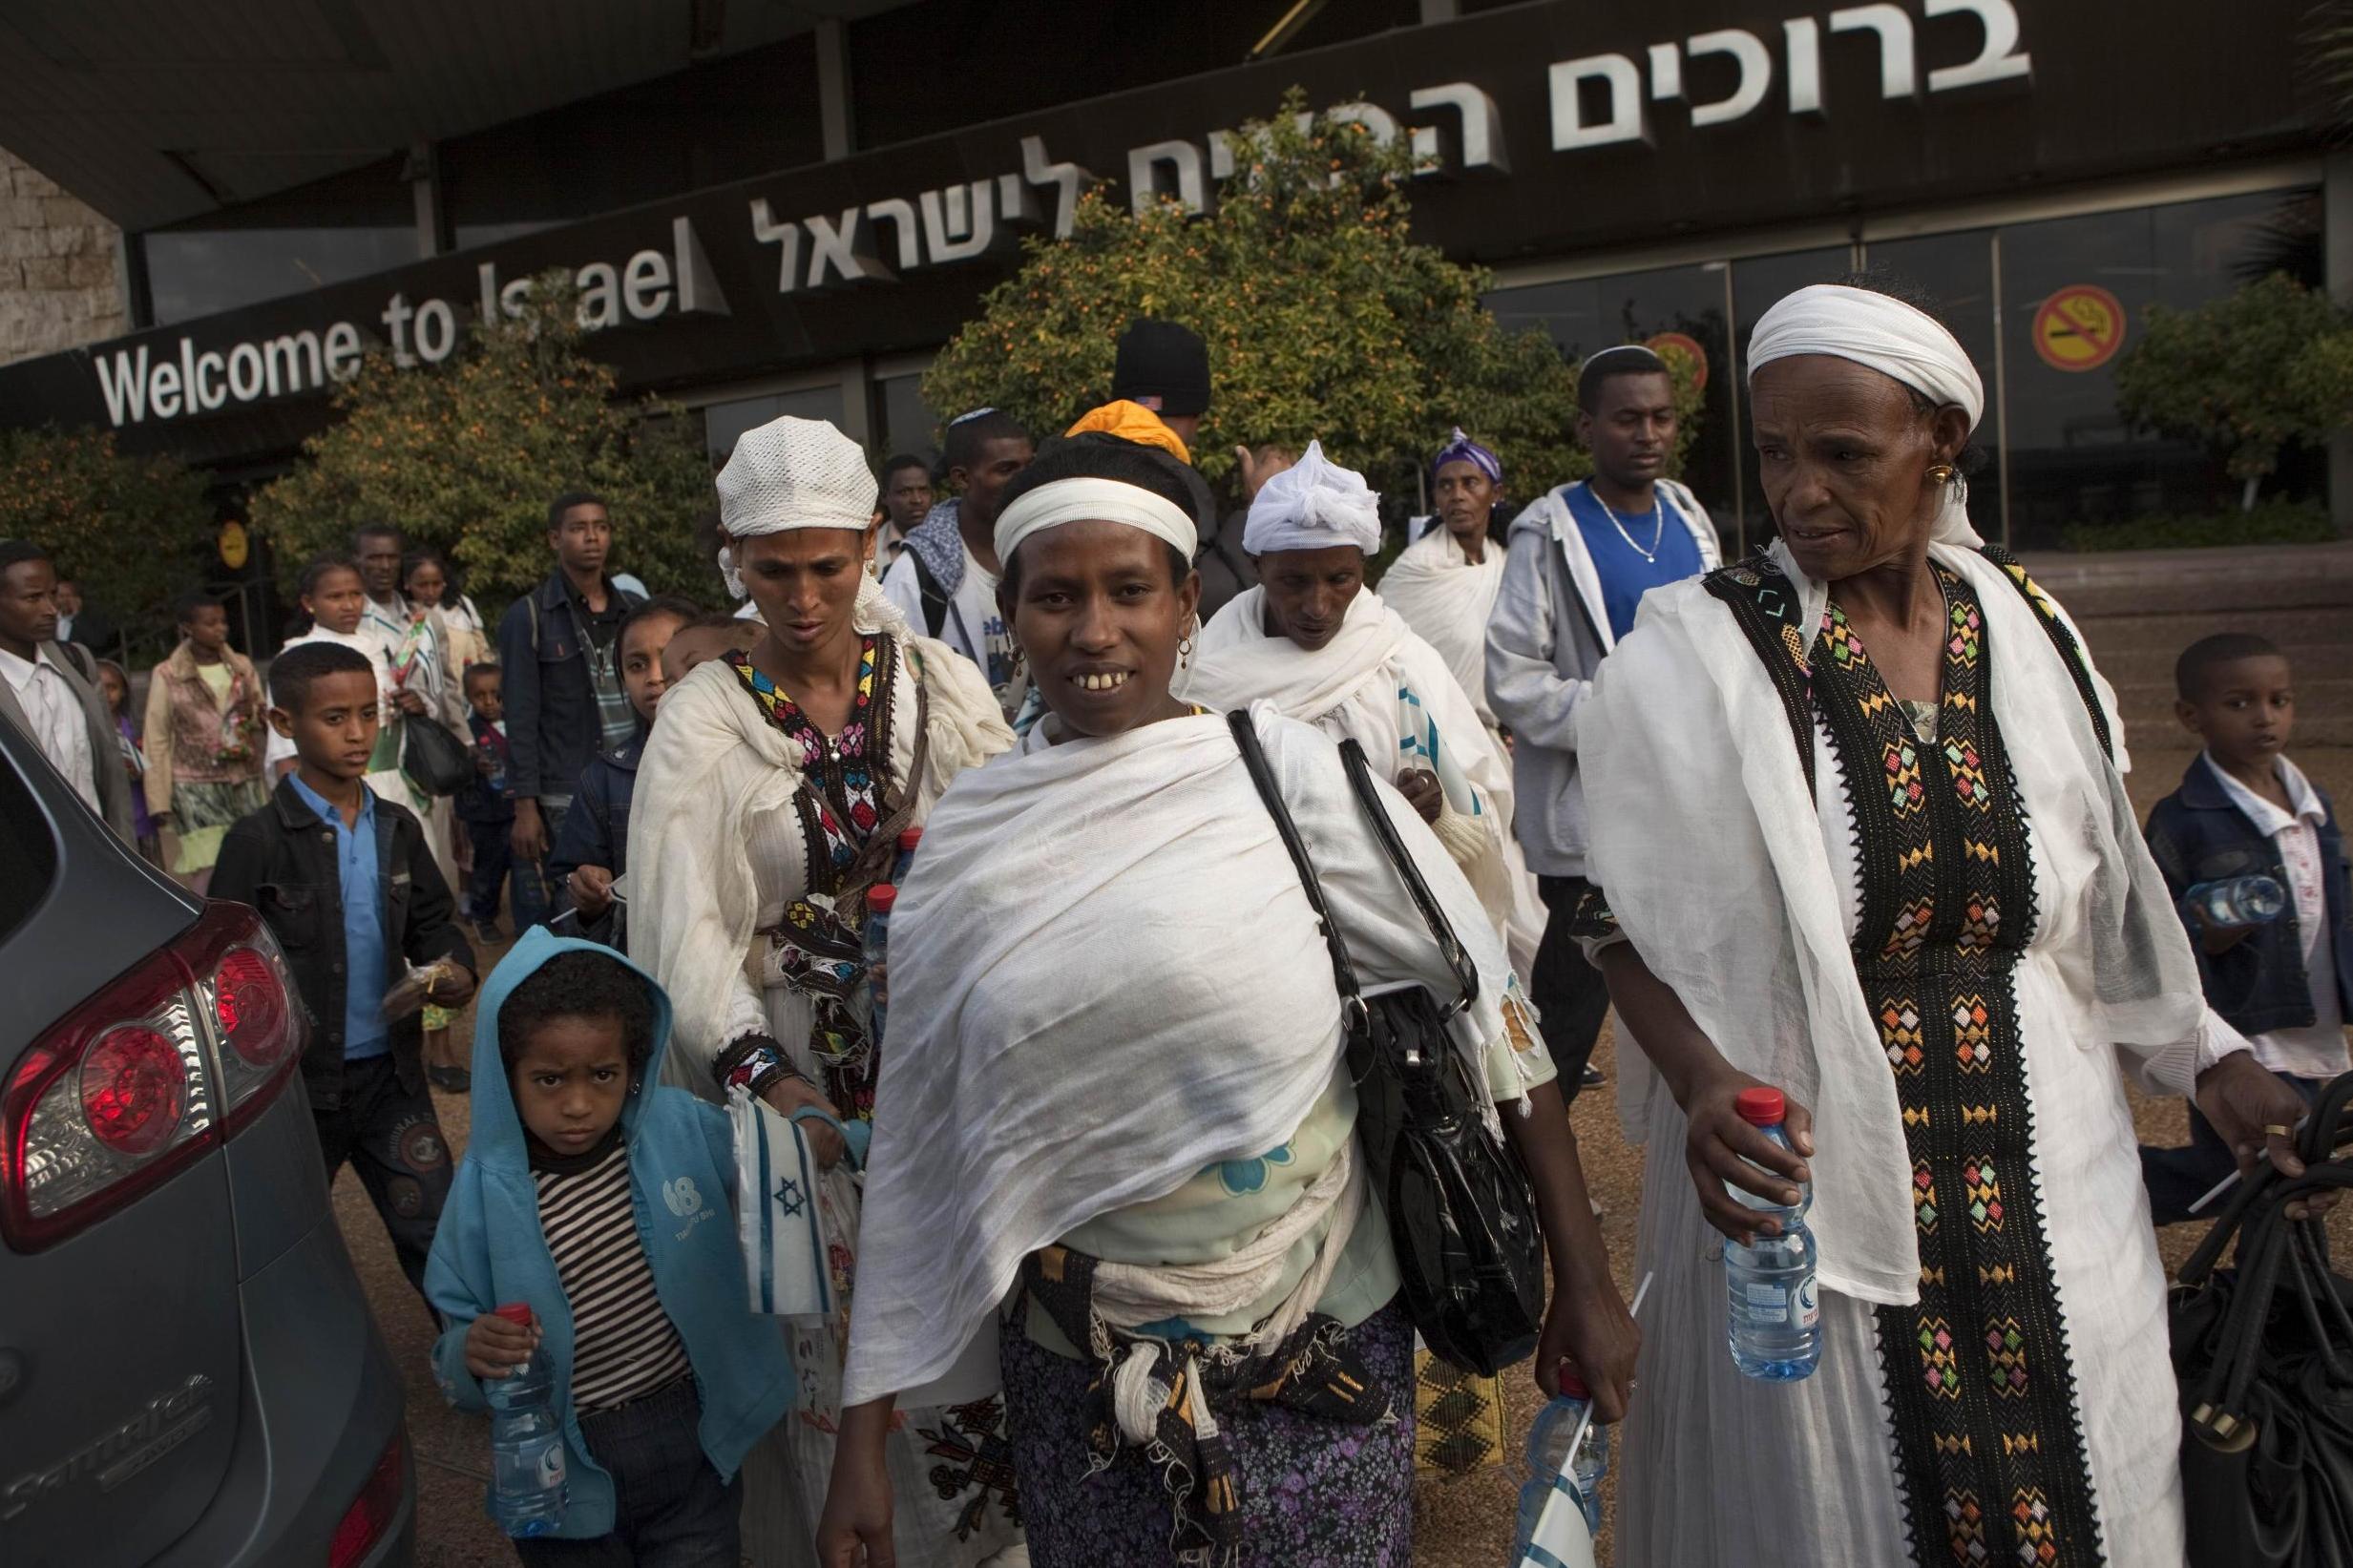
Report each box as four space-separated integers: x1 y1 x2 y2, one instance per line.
714 415 878 596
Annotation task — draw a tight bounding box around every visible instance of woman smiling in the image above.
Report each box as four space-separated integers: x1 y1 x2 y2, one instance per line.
626 416 1018 1565
817 436 1634 1568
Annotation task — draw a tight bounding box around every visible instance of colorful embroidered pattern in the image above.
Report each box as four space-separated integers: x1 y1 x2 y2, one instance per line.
1706 556 2105 1568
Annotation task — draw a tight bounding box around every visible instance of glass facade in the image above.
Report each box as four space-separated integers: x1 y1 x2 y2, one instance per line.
1486 184 2320 551
702 387 850 467
873 372 942 469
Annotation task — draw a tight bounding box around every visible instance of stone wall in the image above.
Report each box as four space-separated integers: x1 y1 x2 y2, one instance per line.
0 148 127 366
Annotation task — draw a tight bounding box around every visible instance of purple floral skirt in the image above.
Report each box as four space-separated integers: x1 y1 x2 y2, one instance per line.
997 1299 1416 1567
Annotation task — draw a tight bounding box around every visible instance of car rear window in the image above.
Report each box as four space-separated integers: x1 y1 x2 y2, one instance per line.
0 759 59 946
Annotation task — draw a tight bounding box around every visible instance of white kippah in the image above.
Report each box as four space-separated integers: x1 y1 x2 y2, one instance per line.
995 476 1198 567
1747 284 1985 430
713 416 878 596
1242 440 1382 557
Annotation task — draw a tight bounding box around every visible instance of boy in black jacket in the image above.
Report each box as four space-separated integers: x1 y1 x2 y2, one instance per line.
212 642 477 1306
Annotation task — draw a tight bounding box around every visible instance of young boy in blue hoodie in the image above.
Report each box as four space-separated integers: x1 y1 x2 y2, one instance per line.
2139 632 2351 1223
426 929 791 1562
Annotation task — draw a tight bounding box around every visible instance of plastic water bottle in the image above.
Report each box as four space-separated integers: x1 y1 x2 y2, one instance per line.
484 1303 567 1536
1725 1087 1821 1381
865 885 896 1045
1513 1374 1607 1556
892 826 921 887
2185 875 2286 930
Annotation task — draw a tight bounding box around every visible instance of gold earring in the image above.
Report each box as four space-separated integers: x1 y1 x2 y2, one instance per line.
1927 462 1957 486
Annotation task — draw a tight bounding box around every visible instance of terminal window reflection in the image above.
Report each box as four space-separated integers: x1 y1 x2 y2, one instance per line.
704 387 849 469
145 227 420 325
875 373 942 470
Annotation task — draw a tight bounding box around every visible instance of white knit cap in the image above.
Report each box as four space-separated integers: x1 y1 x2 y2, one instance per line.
714 415 878 596
1747 283 1985 430
1242 440 1382 556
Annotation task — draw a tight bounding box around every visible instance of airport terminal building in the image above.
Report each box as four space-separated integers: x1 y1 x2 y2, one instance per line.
0 0 2328 569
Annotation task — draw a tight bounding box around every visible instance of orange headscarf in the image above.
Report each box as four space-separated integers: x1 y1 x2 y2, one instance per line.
1062 400 1190 465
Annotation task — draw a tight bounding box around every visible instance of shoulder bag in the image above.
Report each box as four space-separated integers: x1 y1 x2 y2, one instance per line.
401 714 473 797
1227 708 1546 1376
2169 1069 2353 1567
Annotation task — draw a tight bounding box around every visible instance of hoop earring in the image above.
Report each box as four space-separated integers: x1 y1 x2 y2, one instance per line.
1178 635 1195 669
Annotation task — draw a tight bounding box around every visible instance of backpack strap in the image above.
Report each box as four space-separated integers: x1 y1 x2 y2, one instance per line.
905 550 954 640
55 639 95 683
1701 552 1817 794
1977 542 2113 763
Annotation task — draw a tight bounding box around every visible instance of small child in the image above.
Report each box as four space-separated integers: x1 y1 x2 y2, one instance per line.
94 658 159 863
456 663 549 944
425 932 792 1562
2139 632 2350 1223
549 596 699 949
211 641 476 1304
142 591 268 895
658 609 757 691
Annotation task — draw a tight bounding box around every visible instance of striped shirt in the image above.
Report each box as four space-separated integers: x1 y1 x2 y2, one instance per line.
533 1141 691 1411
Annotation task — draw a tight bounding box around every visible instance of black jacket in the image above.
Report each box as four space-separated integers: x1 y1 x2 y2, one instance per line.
494 570 641 803
211 777 475 1111
2145 757 2352 1039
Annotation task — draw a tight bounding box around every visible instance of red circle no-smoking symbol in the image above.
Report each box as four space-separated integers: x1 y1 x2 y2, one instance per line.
2033 285 2127 373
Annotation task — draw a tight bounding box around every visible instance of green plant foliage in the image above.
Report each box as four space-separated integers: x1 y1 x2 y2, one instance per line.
0 425 213 656
250 275 720 615
2061 499 2334 553
924 92 1621 512
2113 272 2353 498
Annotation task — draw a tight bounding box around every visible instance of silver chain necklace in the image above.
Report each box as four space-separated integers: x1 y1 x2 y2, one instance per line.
1594 488 1665 562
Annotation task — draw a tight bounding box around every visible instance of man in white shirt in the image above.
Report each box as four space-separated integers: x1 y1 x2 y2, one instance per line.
879 408 1034 720
0 540 134 840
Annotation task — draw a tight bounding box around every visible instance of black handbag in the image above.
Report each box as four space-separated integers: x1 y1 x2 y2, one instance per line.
2170 1070 2353 1568
400 714 473 798
1228 709 1546 1377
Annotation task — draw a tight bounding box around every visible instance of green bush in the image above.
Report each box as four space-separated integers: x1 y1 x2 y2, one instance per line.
2061 499 2334 552
0 425 214 658
250 275 719 617
924 91 1696 512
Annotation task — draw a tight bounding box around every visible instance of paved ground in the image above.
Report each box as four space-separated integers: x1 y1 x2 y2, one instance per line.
352 745 2352 1566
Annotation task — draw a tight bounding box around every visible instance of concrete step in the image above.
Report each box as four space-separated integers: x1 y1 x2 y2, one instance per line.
2070 607 2353 659
2088 638 2353 690
2015 542 2353 619
2112 675 2353 748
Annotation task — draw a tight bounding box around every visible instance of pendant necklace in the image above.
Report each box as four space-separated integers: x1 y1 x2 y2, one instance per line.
1596 489 1665 562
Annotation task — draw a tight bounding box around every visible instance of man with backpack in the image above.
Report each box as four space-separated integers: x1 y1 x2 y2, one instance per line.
880 408 1034 719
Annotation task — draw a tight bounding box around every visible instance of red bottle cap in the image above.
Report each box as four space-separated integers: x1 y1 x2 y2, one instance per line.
896 826 922 851
867 885 897 912
1734 1087 1786 1126
493 1303 535 1328
1558 1368 1591 1400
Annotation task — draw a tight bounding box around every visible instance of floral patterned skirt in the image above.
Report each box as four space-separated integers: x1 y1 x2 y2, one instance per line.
998 1298 1416 1568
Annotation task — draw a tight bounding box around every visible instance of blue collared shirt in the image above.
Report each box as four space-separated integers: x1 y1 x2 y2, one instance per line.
288 772 389 1060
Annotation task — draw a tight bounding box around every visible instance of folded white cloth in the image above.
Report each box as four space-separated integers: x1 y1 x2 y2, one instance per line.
1243 439 1382 556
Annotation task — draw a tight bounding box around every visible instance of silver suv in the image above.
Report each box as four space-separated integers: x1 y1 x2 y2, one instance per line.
0 718 413 1566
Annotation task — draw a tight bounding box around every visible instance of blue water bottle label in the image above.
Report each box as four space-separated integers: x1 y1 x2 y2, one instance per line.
1743 1281 1790 1324
537 1443 565 1488
1797 1275 1819 1329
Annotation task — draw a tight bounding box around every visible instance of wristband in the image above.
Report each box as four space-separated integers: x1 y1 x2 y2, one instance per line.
715 1033 803 1100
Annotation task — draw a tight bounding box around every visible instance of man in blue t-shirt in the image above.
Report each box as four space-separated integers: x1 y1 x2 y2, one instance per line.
1486 345 1722 1096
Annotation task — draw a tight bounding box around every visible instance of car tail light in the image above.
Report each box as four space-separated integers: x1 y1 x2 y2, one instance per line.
327 1431 406 1568
1 902 308 1250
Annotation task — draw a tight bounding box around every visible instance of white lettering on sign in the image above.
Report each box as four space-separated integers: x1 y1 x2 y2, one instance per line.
92 220 729 429
1551 0 2028 149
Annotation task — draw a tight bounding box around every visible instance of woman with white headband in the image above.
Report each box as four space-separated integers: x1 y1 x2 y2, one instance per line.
816 434 1635 1567
1180 441 1541 970
626 415 1020 1566
1573 280 2319 1567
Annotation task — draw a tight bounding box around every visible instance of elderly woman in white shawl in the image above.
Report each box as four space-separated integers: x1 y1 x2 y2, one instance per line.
626 416 1019 1566
816 434 1635 1568
1575 279 2319 1568
1180 441 1537 968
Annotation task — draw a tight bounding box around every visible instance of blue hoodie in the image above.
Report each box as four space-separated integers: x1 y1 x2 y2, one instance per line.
424 928 793 1538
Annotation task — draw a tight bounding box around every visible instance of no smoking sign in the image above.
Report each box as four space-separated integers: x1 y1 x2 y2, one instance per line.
2033 284 2127 372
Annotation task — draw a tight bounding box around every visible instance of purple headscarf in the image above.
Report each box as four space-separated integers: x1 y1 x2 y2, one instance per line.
1431 427 1502 484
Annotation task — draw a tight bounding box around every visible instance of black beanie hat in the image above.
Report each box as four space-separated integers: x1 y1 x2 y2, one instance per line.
1110 319 1211 418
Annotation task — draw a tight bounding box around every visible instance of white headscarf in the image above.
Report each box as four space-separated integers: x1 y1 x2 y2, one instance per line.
1242 439 1382 556
993 475 1197 567
714 415 879 597
1746 282 1985 548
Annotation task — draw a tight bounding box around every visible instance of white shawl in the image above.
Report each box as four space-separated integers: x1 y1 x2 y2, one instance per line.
1578 519 2209 1306
1377 524 1506 725
840 705 1522 1405
1180 586 1525 954
627 580 1014 1089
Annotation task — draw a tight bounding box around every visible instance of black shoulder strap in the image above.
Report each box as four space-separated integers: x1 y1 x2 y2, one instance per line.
905 549 953 639
1335 738 1479 1009
56 640 95 683
1228 709 1363 1010
1701 553 1817 793
1978 542 2113 763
